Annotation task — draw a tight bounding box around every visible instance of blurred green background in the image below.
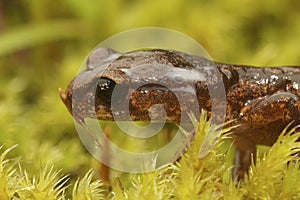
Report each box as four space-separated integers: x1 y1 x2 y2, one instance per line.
0 0 300 179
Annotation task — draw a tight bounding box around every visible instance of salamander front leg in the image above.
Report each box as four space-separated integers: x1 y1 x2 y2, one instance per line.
239 92 300 128
233 91 300 180
233 134 256 180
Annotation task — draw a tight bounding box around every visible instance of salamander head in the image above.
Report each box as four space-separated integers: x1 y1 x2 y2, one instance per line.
59 47 212 124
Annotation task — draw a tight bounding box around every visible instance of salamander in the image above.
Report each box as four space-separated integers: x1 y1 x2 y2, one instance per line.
59 47 300 179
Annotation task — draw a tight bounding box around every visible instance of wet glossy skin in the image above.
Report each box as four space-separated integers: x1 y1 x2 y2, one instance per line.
59 47 300 179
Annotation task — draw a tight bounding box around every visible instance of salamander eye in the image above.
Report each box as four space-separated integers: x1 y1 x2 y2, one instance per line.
96 78 116 105
98 78 115 90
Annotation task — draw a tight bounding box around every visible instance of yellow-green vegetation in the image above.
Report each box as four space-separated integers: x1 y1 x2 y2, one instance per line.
1 0 300 199
0 114 300 199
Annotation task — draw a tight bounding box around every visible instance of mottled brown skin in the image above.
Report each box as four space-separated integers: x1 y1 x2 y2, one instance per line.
59 47 300 179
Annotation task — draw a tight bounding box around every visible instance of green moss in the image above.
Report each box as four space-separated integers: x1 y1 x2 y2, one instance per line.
0 115 300 199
